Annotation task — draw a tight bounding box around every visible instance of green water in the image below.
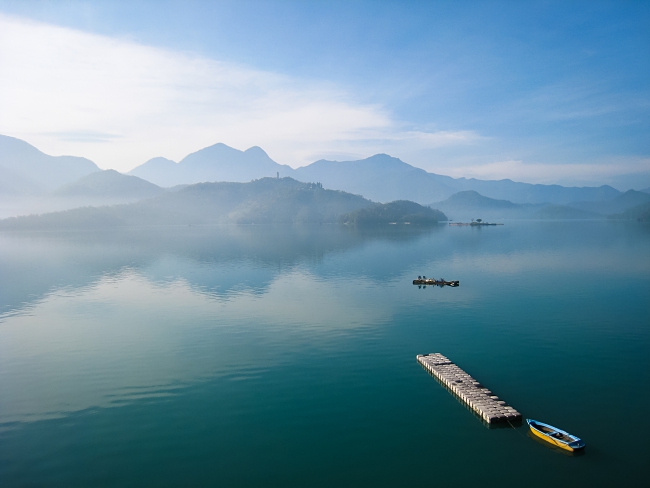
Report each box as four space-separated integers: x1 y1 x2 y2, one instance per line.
1 222 649 486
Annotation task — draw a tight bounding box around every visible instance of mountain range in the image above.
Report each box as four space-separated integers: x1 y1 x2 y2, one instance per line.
128 147 622 206
1 135 648 223
293 155 621 205
429 189 650 221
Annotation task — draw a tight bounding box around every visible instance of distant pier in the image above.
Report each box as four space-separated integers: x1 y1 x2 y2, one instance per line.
417 353 522 425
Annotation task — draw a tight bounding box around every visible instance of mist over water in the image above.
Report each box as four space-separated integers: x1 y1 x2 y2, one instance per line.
1 222 649 486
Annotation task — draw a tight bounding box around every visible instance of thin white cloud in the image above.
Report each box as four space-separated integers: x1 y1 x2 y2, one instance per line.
504 78 650 123
0 14 480 171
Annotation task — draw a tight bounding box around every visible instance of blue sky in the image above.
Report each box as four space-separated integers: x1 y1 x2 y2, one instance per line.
0 0 648 189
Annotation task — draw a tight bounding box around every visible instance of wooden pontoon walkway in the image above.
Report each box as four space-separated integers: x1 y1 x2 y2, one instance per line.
417 353 522 425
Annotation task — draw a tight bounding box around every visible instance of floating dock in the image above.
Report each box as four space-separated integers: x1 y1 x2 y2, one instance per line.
417 353 522 425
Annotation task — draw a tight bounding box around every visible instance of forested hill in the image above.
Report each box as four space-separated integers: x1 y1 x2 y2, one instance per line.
0 177 375 229
340 201 447 225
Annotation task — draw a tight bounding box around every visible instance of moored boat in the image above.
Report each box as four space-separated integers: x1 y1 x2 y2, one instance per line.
526 419 585 452
412 276 459 287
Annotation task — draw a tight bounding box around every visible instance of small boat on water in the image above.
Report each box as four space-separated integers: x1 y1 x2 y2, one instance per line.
412 276 459 287
527 419 585 452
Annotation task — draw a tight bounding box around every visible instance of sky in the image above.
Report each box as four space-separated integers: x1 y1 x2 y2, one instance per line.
0 0 648 189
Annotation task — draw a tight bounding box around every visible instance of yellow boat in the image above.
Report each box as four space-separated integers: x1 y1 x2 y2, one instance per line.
527 419 585 452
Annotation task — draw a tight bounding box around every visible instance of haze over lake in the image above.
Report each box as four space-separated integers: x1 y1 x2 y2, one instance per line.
1 222 648 486
1 1 648 486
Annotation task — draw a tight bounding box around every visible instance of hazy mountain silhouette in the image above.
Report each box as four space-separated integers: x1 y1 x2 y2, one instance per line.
0 134 99 192
443 178 619 205
294 154 456 203
533 205 602 220
0 136 636 219
433 190 524 211
292 154 621 205
0 177 374 229
429 190 544 220
609 201 650 222
1 168 165 219
0 165 45 195
129 143 294 186
129 143 624 205
53 170 164 202
128 157 178 187
567 190 650 215
429 190 605 220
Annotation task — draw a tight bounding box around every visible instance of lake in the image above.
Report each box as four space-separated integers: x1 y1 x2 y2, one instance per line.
1 221 649 487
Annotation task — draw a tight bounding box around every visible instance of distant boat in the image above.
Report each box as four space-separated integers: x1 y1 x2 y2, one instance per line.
526 419 585 452
412 276 459 287
449 221 503 226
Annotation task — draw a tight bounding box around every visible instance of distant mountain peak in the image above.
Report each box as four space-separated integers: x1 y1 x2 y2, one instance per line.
0 133 99 192
0 134 45 158
310 153 414 170
364 153 411 166
368 153 398 159
189 142 242 157
143 156 177 165
438 190 519 208
244 146 269 156
128 141 291 187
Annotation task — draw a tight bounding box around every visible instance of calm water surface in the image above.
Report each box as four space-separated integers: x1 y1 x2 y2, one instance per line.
1 222 649 486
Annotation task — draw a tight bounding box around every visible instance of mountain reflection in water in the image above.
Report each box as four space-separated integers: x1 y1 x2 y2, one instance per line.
1 221 649 487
